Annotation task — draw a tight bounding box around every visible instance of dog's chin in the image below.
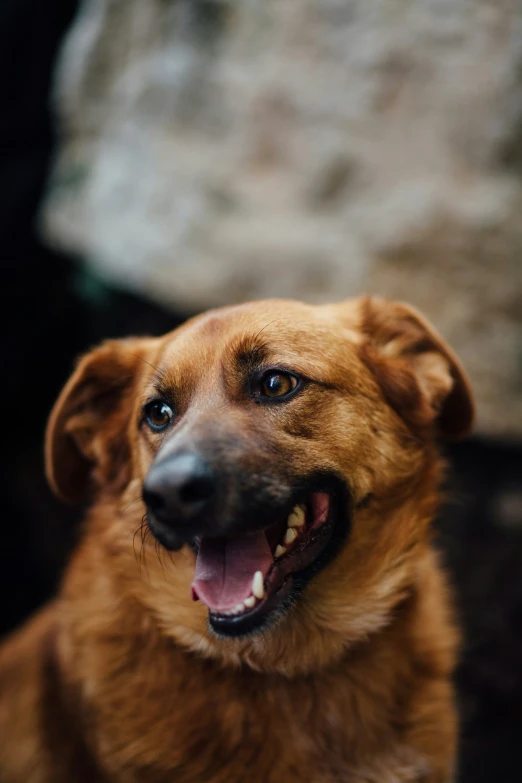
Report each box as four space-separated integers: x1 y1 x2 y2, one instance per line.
150 475 352 639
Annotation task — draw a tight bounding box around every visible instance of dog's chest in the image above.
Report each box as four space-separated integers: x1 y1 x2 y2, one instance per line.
89 658 369 783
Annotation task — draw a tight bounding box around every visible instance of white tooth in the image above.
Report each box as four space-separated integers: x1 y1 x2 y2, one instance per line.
275 544 286 558
235 603 245 613
244 596 256 608
252 571 265 599
284 527 298 545
288 505 305 528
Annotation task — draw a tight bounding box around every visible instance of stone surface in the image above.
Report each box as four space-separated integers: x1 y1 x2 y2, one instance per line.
41 0 522 436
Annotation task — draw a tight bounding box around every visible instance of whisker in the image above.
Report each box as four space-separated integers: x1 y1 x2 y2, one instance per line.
155 539 168 582
138 514 151 580
132 526 142 566
374 427 424 445
125 353 171 390
252 319 278 343
121 496 143 515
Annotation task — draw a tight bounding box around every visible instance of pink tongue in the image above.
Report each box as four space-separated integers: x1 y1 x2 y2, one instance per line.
192 532 273 612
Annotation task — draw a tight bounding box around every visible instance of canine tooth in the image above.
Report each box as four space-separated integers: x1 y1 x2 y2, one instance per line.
284 527 298 545
252 571 264 599
288 505 305 528
275 544 286 558
244 596 256 608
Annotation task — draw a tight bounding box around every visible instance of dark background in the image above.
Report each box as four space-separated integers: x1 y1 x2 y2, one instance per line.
1 4 521 781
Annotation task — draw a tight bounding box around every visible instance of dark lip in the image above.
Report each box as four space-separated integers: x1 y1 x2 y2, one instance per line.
205 473 352 639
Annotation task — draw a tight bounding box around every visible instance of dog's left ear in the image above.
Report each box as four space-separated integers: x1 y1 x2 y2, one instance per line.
45 337 157 503
354 297 475 439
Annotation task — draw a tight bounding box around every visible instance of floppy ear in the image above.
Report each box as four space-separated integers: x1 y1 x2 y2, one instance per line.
45 337 157 503
356 297 475 439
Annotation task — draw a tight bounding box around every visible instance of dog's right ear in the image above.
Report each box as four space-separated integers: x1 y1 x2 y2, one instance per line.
45 338 157 504
355 297 475 439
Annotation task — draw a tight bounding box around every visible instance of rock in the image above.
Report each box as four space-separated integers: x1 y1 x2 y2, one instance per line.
41 0 522 436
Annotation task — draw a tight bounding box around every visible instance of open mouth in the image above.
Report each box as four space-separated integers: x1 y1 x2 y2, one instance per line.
190 479 350 637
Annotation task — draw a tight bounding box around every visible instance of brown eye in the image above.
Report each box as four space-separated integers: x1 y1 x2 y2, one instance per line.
260 372 298 399
144 400 173 432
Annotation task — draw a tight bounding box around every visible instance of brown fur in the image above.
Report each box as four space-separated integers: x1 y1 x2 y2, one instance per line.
0 297 474 782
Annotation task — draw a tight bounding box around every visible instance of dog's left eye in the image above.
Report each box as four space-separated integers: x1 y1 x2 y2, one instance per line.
143 400 174 432
259 371 298 399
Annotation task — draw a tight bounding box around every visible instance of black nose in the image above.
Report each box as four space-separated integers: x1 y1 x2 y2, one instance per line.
143 453 217 523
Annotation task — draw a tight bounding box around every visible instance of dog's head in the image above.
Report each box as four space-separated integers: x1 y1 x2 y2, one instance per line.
46 297 473 673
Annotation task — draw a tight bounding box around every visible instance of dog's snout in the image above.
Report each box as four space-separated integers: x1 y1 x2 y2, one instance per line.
143 453 217 522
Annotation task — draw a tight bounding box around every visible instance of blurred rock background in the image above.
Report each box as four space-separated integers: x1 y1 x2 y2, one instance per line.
0 2 521 782
42 0 522 436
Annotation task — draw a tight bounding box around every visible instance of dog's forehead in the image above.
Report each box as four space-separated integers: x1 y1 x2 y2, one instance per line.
143 299 367 397
157 300 360 368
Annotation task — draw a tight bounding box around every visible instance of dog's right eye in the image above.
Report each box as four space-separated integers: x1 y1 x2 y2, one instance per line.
143 400 174 432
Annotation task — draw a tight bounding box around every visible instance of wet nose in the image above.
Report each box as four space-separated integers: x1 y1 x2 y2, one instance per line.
143 453 217 523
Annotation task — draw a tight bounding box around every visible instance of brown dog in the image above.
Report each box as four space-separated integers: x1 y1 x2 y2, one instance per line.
0 297 474 782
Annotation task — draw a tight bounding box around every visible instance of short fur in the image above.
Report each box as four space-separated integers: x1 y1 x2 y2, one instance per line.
0 297 474 782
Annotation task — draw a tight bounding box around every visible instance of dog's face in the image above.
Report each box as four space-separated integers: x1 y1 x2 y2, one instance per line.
46 297 473 673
